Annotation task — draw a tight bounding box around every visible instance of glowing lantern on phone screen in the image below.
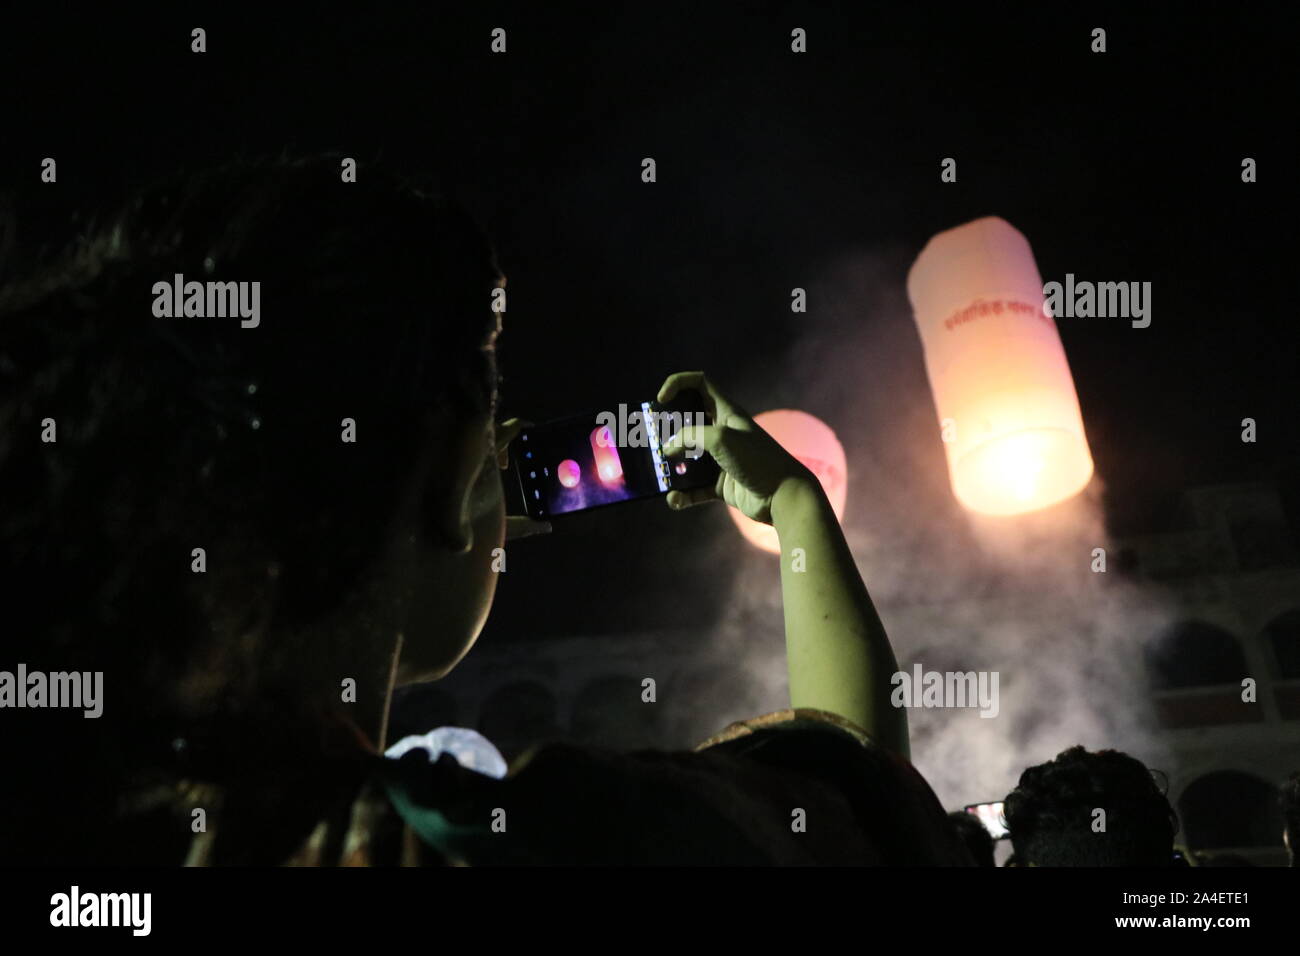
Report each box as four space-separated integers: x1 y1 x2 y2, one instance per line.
590 426 624 484
907 217 1094 516
557 459 581 488
727 410 847 554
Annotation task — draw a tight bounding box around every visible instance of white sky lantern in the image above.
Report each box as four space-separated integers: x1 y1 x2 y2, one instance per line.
728 409 847 554
907 216 1094 516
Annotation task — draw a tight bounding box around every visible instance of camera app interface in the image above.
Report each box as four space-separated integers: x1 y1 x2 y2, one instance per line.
516 402 711 517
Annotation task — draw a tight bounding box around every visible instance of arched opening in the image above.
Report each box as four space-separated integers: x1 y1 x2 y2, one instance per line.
1144 621 1246 690
1177 771 1282 850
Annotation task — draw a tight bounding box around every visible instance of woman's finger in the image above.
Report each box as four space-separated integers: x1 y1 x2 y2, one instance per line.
666 487 717 510
505 515 552 539
661 423 721 461
656 370 729 421
657 370 706 405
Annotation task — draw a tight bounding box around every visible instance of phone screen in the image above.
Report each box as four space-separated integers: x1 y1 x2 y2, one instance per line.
513 399 719 519
964 802 1009 839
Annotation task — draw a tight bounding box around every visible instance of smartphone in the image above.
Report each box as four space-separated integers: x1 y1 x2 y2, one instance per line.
511 393 721 520
964 802 1009 839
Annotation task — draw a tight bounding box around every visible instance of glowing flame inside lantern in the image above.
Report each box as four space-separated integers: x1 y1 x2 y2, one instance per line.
589 426 624 484
907 216 1094 516
727 410 847 554
557 459 581 489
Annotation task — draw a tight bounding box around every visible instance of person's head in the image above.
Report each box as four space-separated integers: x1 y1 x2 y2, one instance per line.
1003 746 1178 866
947 811 996 867
1281 771 1300 866
0 154 507 860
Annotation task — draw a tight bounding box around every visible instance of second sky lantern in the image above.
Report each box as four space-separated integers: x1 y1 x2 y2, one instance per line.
728 409 847 554
907 217 1095 517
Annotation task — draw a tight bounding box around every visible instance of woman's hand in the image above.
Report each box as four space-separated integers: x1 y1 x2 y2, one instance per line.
495 418 551 540
657 371 818 524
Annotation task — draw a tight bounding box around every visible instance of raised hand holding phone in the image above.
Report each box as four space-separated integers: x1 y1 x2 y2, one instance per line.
657 370 909 758
656 370 816 523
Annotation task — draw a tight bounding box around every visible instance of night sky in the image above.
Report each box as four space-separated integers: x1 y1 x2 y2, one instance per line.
3 4 1294 641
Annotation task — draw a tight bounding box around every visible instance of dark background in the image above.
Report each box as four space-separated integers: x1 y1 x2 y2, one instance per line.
2 3 1295 643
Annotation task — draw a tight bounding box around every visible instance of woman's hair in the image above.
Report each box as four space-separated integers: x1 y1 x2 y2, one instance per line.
0 154 503 861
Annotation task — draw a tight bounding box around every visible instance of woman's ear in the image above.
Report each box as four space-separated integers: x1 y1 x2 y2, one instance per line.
425 410 492 554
